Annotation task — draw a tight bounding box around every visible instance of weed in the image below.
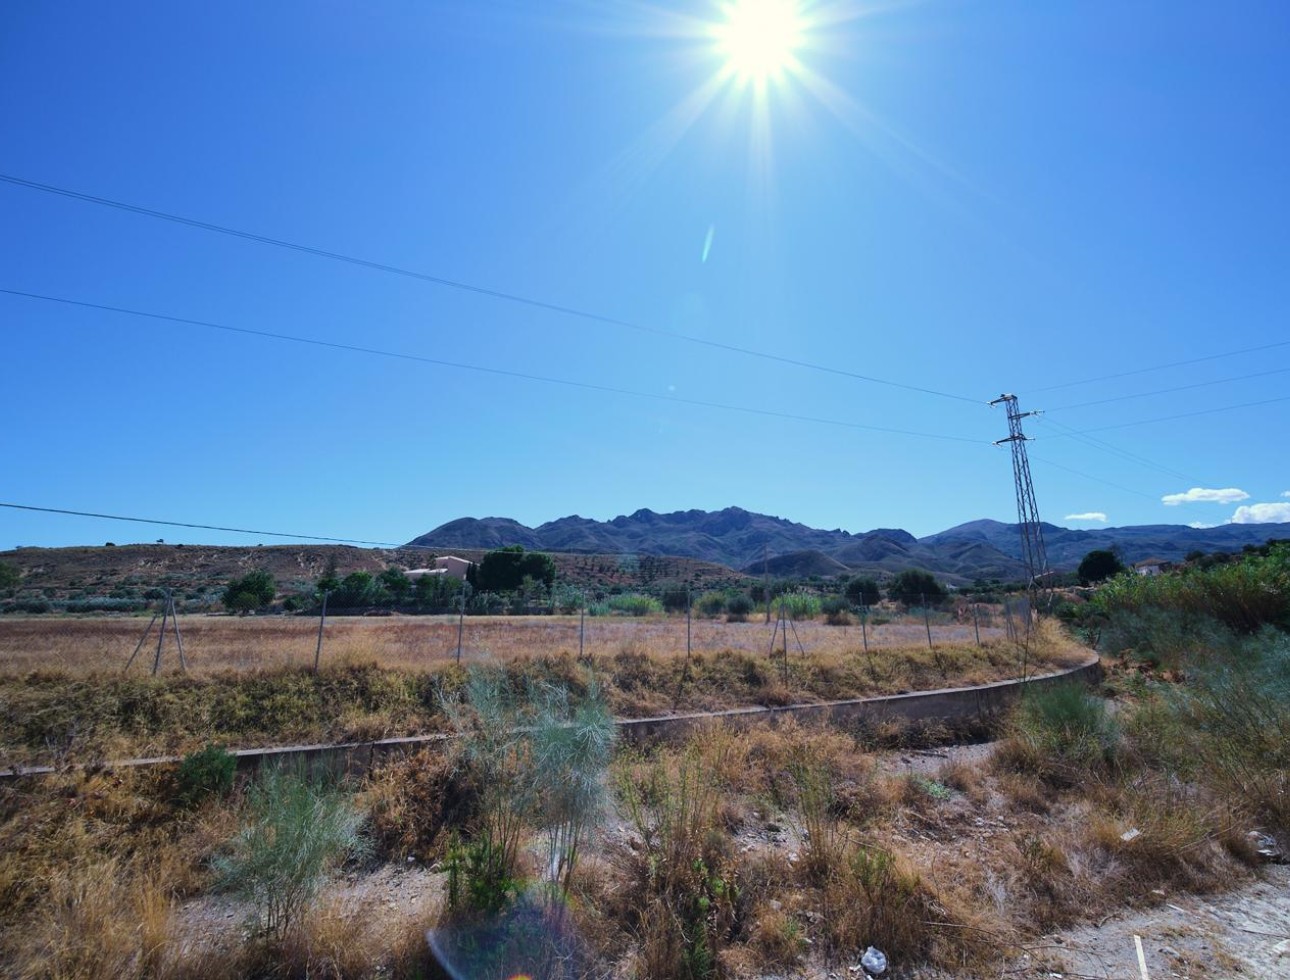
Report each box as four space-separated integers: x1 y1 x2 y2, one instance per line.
175 744 236 808
995 681 1118 786
530 677 618 898
617 745 740 978
214 761 367 943
362 746 478 861
790 756 846 883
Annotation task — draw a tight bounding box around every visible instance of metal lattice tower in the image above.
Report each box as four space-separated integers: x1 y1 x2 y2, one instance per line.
990 394 1050 593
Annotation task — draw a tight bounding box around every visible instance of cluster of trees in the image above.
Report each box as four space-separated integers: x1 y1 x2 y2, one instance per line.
217 547 969 619
1077 549 1126 585
222 570 277 614
467 545 556 593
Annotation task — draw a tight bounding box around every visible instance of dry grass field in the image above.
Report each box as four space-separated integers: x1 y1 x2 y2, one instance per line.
0 610 1013 677
0 613 1087 771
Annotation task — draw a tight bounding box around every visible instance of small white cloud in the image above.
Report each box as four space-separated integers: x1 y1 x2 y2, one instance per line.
1161 487 1249 506
1065 512 1108 523
1229 502 1290 524
1282 490 1290 499
1188 522 1216 530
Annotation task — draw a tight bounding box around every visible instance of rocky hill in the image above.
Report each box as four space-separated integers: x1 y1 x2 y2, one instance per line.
408 507 1290 583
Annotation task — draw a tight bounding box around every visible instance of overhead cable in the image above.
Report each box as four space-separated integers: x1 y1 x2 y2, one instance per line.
1034 416 1198 484
1030 338 1290 394
1026 456 1158 501
0 502 409 547
1047 394 1290 436
0 172 980 404
1044 364 1290 411
0 287 986 445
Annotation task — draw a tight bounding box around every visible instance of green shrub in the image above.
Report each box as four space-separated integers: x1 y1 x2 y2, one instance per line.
1094 544 1289 636
779 591 821 621
1167 632 1290 829
222 570 277 614
445 832 520 918
725 594 754 623
844 576 881 607
607 593 663 617
999 681 1118 784
176 744 237 807
214 762 366 942
887 569 948 606
1099 607 1238 667
821 595 852 626
695 591 727 618
444 669 616 916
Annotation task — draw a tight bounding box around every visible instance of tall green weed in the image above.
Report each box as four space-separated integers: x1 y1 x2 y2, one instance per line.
214 762 366 942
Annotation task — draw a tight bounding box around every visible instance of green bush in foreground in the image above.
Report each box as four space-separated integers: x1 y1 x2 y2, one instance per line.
215 762 366 942
176 744 236 807
1167 632 1290 829
1093 543 1289 636
1000 681 1119 784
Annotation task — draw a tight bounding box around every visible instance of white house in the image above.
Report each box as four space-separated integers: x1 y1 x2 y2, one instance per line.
1134 558 1169 577
434 555 474 581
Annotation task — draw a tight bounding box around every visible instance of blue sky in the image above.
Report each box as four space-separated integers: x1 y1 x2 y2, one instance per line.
3 0 1288 550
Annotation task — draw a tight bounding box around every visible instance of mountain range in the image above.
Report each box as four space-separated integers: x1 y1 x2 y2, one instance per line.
406 508 1290 585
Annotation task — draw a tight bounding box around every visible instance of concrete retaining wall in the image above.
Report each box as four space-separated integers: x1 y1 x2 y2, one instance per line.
1 655 1100 780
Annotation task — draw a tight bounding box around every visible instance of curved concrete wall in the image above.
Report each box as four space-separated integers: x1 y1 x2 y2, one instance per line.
2 655 1100 779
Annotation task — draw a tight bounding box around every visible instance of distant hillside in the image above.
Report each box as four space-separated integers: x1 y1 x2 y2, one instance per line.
921 519 1290 569
6 512 1285 602
408 507 1025 584
0 543 746 600
409 507 1290 584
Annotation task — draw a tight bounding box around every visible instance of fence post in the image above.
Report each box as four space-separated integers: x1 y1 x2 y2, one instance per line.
972 602 981 647
456 592 465 664
860 603 869 652
152 593 169 675
922 593 932 649
686 585 692 663
579 593 586 659
314 590 329 673
780 598 790 687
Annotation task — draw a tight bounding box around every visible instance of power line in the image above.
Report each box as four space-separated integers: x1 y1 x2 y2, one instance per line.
1026 455 1159 501
0 171 981 405
0 502 411 547
1030 338 1290 394
1048 394 1290 436
1034 416 1198 484
1044 364 1290 411
0 287 986 445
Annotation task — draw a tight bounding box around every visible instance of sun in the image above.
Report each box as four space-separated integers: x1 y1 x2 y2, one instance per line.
711 0 807 86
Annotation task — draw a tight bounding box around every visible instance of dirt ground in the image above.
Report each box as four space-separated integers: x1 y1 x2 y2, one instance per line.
1028 867 1290 980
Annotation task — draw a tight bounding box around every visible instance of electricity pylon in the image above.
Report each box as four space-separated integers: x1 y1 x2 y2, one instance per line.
990 393 1050 596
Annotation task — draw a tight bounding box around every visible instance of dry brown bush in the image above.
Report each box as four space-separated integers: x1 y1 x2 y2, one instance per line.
361 746 478 861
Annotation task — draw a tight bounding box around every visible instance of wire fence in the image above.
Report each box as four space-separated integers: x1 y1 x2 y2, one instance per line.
0 587 1041 678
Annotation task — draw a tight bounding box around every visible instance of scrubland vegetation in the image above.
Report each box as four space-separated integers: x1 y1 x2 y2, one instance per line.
0 544 1284 978
0 620 1081 771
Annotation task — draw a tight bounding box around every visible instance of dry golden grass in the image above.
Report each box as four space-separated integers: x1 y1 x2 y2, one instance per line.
0 690 1270 980
0 614 1091 770
0 609 1034 678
